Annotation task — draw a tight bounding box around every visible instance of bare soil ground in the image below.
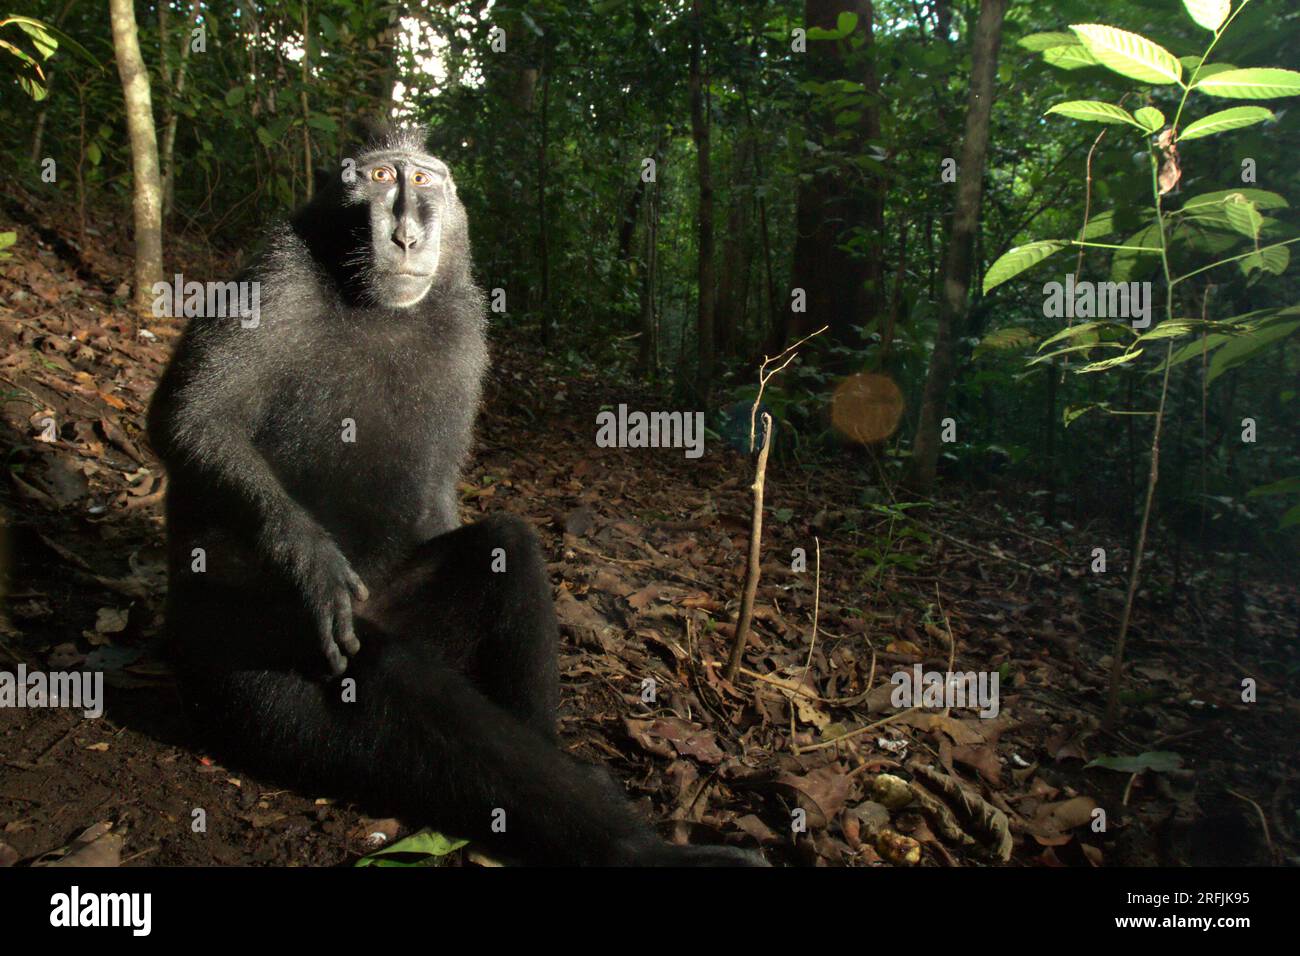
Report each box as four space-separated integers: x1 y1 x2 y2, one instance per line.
2 188 1296 867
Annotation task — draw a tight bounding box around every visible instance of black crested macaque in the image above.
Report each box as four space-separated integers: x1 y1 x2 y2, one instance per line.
148 125 764 866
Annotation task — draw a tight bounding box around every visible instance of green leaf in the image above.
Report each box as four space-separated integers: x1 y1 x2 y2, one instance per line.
807 13 858 41
1195 63 1237 80
1135 320 1199 342
1111 224 1162 283
0 231 15 260
1196 68 1300 99
1063 403 1104 427
1182 59 1237 80
2 15 96 65
1134 106 1165 131
225 86 246 106
1280 503 1300 529
983 241 1068 294
1182 0 1230 32
1019 32 1078 52
1042 45 1099 70
1248 477 1300 498
12 18 57 58
1046 100 1140 126
1223 197 1262 238
1208 319 1299 383
17 73 47 100
1179 106 1274 140
1081 209 1117 240
0 37 36 67
1156 309 1285 372
1239 244 1290 277
1182 188 1289 213
975 327 1037 356
1177 231 1247 257
355 829 469 867
1029 341 1123 366
256 126 274 148
1069 24 1183 85
1075 349 1144 373
86 141 101 166
1163 333 1232 371
1086 751 1184 773
1038 320 1107 351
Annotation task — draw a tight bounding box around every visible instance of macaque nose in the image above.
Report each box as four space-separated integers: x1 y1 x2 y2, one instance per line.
392 222 419 251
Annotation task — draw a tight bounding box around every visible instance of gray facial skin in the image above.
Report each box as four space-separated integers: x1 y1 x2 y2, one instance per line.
349 150 454 308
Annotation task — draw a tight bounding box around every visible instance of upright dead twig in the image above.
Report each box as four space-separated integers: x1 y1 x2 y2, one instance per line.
801 536 821 675
748 325 829 450
726 411 773 682
725 327 827 682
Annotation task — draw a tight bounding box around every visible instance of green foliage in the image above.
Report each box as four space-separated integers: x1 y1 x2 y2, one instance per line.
995 0 1300 382
1085 751 1184 773
2 0 1295 546
853 500 932 585
0 14 83 99
974 327 1037 358
976 0 1300 545
355 829 468 867
983 241 1069 293
1179 106 1273 139
1069 24 1183 86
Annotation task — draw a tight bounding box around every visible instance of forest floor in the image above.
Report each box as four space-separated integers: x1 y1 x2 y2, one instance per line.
2 187 1297 868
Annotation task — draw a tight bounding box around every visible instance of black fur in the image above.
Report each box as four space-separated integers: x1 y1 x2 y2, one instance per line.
148 126 764 867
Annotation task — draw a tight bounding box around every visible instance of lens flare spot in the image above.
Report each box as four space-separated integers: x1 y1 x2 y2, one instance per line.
831 373 904 445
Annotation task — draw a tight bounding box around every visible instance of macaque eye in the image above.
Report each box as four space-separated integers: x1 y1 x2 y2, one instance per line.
371 166 395 183
411 170 434 187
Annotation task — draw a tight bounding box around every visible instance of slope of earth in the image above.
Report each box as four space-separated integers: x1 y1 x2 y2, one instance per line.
1 186 1296 867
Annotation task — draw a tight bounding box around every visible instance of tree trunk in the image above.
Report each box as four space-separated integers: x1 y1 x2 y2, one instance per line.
616 176 647 263
689 0 715 402
880 218 908 365
109 0 164 314
638 160 660 378
788 0 885 353
715 135 754 359
300 1 314 199
904 0 1008 492
536 50 552 346
740 86 780 356
161 0 203 220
